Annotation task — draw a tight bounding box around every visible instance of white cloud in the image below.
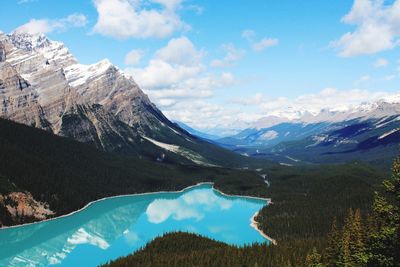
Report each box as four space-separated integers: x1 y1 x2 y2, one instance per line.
211 44 245 68
383 74 396 81
124 37 237 130
241 29 279 52
16 19 54 35
231 93 266 106
124 49 144 65
65 13 88 27
126 58 203 89
355 74 371 85
92 0 188 39
155 36 203 66
373 58 389 68
242 29 256 41
162 100 248 130
125 37 235 100
185 5 204 15
331 0 400 57
252 38 279 52
15 13 88 35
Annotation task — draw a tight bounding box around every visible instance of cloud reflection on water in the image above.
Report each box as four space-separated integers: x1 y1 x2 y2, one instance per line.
146 189 233 224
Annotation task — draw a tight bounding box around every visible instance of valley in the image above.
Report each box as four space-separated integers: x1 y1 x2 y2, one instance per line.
0 19 398 267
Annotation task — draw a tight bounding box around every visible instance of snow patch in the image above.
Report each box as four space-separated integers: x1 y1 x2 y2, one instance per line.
378 128 399 140
259 130 278 140
286 156 300 162
64 59 113 87
142 136 180 153
143 136 217 167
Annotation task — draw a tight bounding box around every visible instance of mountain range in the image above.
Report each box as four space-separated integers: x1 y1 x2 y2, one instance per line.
210 99 400 167
0 32 253 168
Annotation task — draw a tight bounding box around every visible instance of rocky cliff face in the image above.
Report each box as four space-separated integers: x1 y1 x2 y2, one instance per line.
0 32 170 136
0 42 5 62
0 32 237 166
0 191 54 226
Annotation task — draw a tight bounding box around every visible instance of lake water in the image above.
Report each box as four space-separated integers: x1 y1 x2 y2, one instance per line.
0 183 269 267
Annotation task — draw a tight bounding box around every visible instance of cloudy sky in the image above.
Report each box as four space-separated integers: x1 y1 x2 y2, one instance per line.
2 0 400 133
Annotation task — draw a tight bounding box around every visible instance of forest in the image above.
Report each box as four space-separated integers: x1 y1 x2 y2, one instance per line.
105 159 399 266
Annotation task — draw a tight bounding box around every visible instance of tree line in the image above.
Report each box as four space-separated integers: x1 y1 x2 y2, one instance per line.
307 158 400 267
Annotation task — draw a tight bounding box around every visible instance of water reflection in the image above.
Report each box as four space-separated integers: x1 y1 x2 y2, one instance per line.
0 184 268 267
146 189 232 224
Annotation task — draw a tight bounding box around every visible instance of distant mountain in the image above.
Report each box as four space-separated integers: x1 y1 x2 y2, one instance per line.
267 115 400 166
215 99 400 166
0 32 253 168
216 114 400 167
217 122 329 149
252 97 400 129
175 121 222 140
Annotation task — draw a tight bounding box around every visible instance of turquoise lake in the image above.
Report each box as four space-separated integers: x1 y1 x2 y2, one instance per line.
0 184 269 267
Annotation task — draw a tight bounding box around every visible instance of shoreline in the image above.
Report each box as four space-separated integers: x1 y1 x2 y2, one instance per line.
0 182 276 244
250 211 277 245
0 182 213 230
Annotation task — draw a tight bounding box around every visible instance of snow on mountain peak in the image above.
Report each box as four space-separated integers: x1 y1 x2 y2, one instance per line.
253 95 400 129
64 59 115 87
382 93 400 104
6 32 77 68
8 32 52 52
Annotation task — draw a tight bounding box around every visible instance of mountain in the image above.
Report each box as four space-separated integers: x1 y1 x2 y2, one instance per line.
267 115 400 166
252 96 400 129
216 122 330 149
0 32 253 168
215 100 400 166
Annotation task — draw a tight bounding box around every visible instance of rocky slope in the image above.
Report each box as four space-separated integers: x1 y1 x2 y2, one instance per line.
0 32 248 167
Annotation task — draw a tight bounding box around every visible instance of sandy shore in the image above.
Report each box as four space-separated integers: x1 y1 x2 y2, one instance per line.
250 211 277 245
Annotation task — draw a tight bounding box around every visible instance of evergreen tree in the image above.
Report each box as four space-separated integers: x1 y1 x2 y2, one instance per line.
338 209 353 267
366 158 400 267
350 209 365 265
306 247 324 267
325 217 341 267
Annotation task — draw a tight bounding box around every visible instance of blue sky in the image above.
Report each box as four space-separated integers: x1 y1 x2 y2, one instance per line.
1 0 400 131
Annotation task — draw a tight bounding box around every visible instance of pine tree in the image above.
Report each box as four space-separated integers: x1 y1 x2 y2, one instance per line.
366 158 400 267
325 217 341 266
306 247 324 267
338 209 353 267
349 209 365 265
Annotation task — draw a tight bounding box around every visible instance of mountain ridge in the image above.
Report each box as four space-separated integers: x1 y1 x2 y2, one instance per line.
0 32 254 167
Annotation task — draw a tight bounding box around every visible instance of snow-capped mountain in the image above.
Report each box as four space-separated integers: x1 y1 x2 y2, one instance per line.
0 32 246 167
219 96 400 147
253 97 400 129
214 96 400 166
216 112 400 167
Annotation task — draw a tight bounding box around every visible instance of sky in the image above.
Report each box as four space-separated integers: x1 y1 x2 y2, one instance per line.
1 0 400 133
